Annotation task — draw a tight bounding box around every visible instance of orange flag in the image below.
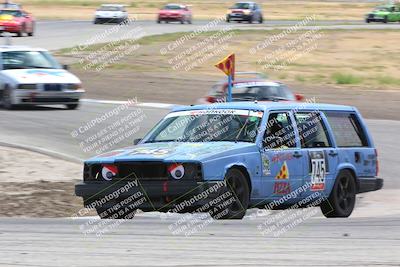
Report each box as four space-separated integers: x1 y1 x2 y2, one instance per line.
215 53 235 80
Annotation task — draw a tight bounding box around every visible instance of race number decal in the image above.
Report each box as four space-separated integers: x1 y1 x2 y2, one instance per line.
309 151 327 191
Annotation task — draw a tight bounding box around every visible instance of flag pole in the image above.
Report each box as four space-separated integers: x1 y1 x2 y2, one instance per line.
227 74 232 102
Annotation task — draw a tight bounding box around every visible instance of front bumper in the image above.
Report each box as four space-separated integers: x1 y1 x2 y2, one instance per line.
14 89 85 105
227 14 252 21
358 177 383 193
0 24 22 33
158 16 183 22
75 179 224 211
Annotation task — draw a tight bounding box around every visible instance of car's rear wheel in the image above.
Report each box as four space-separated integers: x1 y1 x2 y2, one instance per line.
28 23 34 36
211 168 249 220
383 16 388 23
259 15 263 24
320 170 356 218
66 103 79 110
17 24 25 37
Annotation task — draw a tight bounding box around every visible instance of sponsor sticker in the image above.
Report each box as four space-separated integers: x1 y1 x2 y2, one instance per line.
261 154 271 175
309 151 326 191
273 161 291 194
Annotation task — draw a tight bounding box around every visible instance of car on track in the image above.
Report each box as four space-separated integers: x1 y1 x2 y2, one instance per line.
0 46 85 110
157 3 192 24
75 102 382 220
365 4 400 23
226 1 263 23
197 72 304 104
94 4 129 24
0 8 35 37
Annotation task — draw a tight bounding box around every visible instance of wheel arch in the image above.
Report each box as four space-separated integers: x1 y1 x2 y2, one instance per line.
335 166 358 192
225 164 252 197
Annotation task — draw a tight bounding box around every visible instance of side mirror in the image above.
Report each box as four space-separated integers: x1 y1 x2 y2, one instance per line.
133 138 142 145
62 64 69 70
295 93 304 101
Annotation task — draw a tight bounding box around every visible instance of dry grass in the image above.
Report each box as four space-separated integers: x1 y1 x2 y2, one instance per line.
19 0 376 20
60 29 400 90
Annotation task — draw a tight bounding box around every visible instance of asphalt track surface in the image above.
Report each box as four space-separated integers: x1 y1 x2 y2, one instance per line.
1 19 400 266
4 19 400 50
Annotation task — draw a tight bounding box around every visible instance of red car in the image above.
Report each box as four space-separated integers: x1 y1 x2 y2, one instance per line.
0 9 35 37
197 72 304 104
157 4 192 24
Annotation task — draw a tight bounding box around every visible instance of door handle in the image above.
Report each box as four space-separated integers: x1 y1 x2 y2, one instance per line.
329 150 338 157
293 152 303 158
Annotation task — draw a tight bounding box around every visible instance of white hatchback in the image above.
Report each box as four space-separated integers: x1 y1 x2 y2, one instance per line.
94 4 129 24
0 46 85 110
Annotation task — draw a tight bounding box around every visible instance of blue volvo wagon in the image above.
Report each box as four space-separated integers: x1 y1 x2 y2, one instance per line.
75 102 383 220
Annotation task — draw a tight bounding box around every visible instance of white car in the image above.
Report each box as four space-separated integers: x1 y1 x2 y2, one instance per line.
94 4 129 24
0 46 85 110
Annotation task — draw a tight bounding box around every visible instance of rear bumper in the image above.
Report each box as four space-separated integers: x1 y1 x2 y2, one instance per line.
14 89 84 105
158 16 183 22
75 180 224 211
358 177 383 193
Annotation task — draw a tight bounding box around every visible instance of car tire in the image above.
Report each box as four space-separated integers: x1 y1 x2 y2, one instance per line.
226 16 230 23
2 86 14 110
17 24 25 37
157 19 161 23
28 22 34 36
320 170 356 218
180 18 185 24
66 103 79 110
383 16 388 23
248 15 253 24
259 15 263 24
210 168 249 220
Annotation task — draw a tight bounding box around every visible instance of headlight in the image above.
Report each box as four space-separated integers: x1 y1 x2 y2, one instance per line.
18 84 37 90
168 163 185 180
243 10 251 15
66 83 82 90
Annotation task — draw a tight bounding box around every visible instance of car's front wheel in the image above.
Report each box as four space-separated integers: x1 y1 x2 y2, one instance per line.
383 16 388 23
320 170 356 218
2 86 14 110
210 168 249 220
66 103 79 110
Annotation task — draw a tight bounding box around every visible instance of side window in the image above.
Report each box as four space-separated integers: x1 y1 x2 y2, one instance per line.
294 111 331 148
324 112 369 147
263 112 296 149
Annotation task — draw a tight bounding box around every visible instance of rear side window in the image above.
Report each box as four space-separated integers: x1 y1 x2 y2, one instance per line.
294 111 331 148
324 112 369 147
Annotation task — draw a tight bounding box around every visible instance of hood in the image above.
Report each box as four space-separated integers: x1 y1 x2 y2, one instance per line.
86 142 257 163
3 69 81 84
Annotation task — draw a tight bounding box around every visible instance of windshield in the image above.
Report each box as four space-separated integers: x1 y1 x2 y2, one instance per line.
0 10 22 16
2 51 61 70
145 109 264 143
232 85 295 101
164 5 183 10
231 3 250 9
99 6 122 11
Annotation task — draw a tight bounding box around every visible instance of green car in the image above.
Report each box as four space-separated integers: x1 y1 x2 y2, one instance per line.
365 4 400 23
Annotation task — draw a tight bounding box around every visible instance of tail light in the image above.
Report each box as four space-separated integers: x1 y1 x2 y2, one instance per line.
375 149 379 176
206 96 216 103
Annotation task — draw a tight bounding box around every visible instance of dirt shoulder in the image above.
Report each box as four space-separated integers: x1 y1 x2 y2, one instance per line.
0 146 84 217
